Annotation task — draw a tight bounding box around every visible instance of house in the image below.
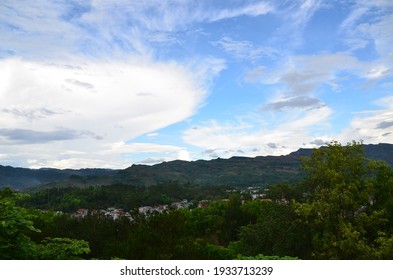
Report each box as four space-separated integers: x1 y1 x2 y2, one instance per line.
171 201 183 209
198 200 211 208
138 206 153 215
73 208 88 218
154 205 168 213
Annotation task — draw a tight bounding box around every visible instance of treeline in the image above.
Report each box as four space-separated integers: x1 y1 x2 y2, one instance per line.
21 183 228 212
4 191 299 259
2 141 393 260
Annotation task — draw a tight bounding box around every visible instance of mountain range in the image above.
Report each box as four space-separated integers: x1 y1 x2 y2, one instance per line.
2 143 393 190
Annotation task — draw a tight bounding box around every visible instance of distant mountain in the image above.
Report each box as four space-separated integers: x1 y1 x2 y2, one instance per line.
363 143 393 165
116 143 393 187
2 143 393 190
117 153 303 187
290 143 393 165
0 167 117 190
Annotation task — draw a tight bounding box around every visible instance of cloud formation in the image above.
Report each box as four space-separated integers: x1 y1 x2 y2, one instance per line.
0 57 220 168
0 128 101 144
263 96 325 111
213 37 277 62
0 0 392 168
183 106 333 159
340 96 393 142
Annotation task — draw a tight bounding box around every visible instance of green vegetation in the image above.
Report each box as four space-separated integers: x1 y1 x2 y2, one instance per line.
0 188 89 259
1 141 393 259
295 141 393 259
21 183 227 212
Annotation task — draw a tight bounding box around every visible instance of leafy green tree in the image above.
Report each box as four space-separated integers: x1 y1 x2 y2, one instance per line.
265 182 305 203
35 237 90 260
125 210 199 259
0 188 39 259
235 201 310 258
0 188 90 259
295 141 393 259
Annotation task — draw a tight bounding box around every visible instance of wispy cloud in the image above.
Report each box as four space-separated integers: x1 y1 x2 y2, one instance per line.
103 142 192 165
1 108 60 121
339 0 393 55
207 1 273 22
271 0 325 48
213 36 278 62
249 51 391 111
0 0 84 59
263 96 325 111
183 106 333 159
340 96 393 144
0 0 274 59
0 128 102 144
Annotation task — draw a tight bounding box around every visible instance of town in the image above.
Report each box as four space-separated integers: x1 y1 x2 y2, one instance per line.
71 186 272 220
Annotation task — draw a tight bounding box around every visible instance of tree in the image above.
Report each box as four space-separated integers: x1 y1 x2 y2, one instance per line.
35 237 90 260
0 188 90 259
295 141 393 259
0 188 39 259
125 210 199 259
235 201 310 258
265 182 305 203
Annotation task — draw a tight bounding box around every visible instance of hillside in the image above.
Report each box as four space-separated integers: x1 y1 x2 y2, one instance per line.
117 153 302 187
1 143 393 190
0 167 117 190
117 143 393 187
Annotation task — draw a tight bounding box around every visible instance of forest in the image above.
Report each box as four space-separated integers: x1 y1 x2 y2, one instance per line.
2 141 393 260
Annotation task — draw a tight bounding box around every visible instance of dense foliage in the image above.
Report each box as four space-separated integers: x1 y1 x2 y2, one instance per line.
2 141 393 259
295 141 393 259
21 183 227 212
0 188 89 259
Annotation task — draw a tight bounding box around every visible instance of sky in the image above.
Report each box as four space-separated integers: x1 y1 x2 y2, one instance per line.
0 0 393 169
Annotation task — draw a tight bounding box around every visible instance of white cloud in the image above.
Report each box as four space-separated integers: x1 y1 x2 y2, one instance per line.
138 157 168 165
249 51 392 112
339 96 393 144
29 157 115 170
207 1 273 22
360 14 393 57
263 96 325 111
104 142 192 165
183 106 333 159
120 0 273 30
146 133 159 138
0 0 87 59
0 154 9 159
272 0 325 48
105 142 184 155
52 0 274 56
340 1 393 57
177 149 191 161
252 52 360 91
213 37 278 62
0 56 219 168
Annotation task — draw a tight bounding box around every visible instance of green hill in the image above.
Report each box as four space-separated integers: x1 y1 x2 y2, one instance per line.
1 143 393 190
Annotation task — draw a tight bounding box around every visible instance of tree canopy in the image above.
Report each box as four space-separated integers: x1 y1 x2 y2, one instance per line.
0 188 90 259
295 141 393 259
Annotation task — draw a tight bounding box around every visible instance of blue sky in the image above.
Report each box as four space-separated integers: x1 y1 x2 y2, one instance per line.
0 0 393 169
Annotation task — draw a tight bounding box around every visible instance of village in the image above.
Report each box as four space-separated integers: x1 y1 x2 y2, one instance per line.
71 186 275 220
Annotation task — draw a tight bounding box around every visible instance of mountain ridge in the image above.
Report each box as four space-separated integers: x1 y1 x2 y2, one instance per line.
2 143 393 190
